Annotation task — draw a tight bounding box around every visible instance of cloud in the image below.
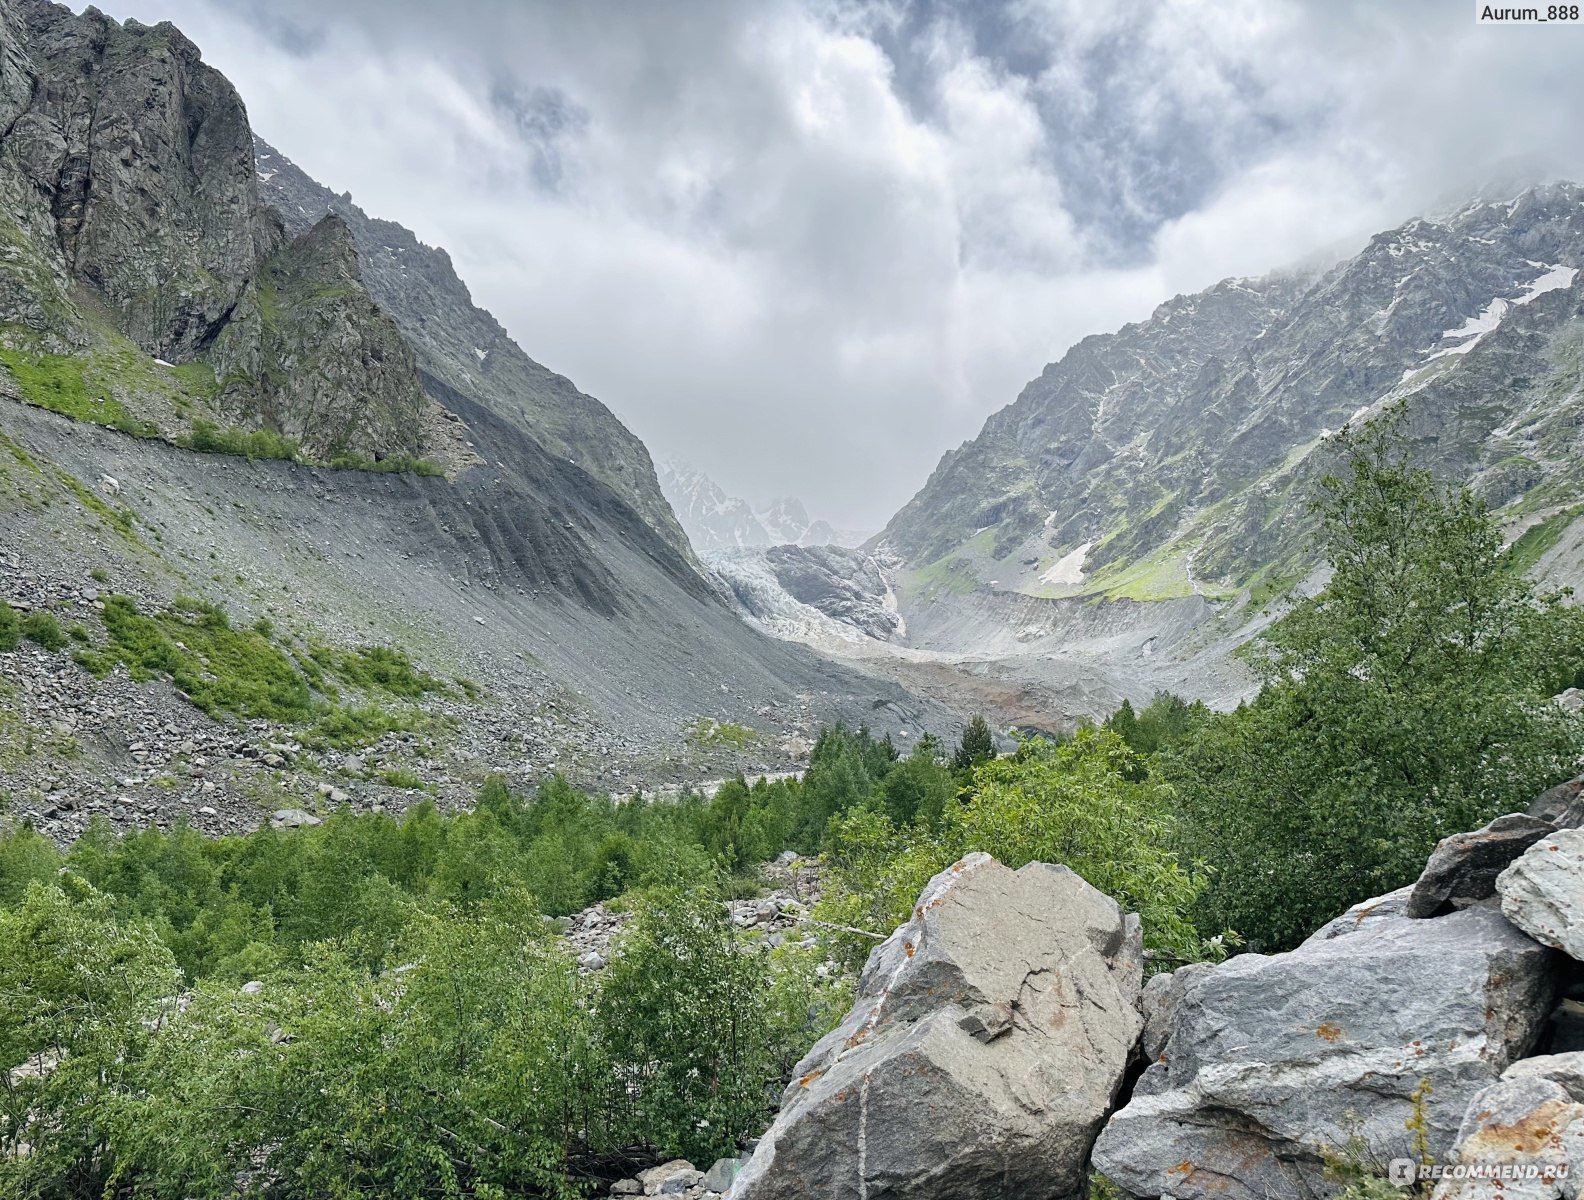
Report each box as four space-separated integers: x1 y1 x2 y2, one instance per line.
93 0 1584 529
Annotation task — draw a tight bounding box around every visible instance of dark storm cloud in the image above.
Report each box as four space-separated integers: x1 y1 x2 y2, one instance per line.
92 0 1584 528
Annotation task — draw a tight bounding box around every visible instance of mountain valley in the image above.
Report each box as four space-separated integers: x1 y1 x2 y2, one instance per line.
0 0 952 844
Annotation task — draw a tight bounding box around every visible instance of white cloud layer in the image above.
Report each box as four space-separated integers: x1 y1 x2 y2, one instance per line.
93 0 1584 528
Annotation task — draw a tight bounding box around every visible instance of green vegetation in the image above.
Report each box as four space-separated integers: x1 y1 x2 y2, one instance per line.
327 452 446 477
179 418 299 462
1160 411 1584 949
310 643 446 699
0 346 159 437
816 726 1224 970
952 713 996 771
1508 504 1584 574
0 605 17 651
72 595 447 748
690 717 758 749
907 549 981 598
0 776 847 1197
75 595 315 722
19 610 65 651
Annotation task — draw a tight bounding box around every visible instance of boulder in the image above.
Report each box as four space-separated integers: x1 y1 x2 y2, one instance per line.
1499 828 1584 961
700 1158 742 1192
1429 1074 1584 1199
727 854 1143 1200
1501 1050 1584 1100
637 1160 699 1195
1093 906 1555 1199
1138 963 1212 1066
1303 884 1414 943
1406 814 1557 918
269 808 322 829
1529 775 1584 829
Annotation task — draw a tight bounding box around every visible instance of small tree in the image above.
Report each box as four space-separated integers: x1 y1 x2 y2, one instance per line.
952 714 997 773
1168 411 1584 949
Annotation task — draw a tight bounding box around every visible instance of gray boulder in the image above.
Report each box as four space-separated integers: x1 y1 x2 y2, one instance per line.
1529 775 1584 829
700 1158 742 1193
1138 963 1212 1065
1502 1050 1584 1100
1303 884 1415 943
1406 814 1558 918
727 854 1144 1200
1499 829 1584 962
637 1161 699 1195
269 808 322 830
1093 906 1555 1200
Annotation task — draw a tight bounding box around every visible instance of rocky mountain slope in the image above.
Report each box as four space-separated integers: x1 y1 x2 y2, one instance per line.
0 0 452 467
882 186 1584 610
254 139 689 560
0 0 955 840
657 460 855 552
699 186 1584 732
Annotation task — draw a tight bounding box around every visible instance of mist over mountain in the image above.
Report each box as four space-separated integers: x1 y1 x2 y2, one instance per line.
657 460 865 553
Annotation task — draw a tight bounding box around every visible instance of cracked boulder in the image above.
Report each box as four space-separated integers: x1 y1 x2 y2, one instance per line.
1093 906 1555 1199
727 853 1144 1200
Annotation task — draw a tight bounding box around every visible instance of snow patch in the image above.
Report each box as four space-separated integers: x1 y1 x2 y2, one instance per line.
1041 541 1092 587
1517 262 1577 302
1426 263 1577 361
472 347 488 362
255 169 276 183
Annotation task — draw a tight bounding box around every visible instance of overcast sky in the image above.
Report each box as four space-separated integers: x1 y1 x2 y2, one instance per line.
96 0 1584 529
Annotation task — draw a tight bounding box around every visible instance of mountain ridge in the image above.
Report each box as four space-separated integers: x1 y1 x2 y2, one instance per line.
252 137 691 561
877 183 1584 611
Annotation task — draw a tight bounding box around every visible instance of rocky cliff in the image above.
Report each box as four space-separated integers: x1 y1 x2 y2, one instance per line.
209 213 427 462
0 0 439 465
253 138 690 559
1 1 265 359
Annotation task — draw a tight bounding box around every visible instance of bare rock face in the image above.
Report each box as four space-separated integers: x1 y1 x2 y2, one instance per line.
210 214 428 462
1093 906 1556 1200
1529 774 1584 831
1 0 271 358
727 854 1144 1200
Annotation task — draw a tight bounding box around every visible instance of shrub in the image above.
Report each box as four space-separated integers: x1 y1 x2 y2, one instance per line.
0 605 17 651
181 418 298 462
818 727 1223 971
20 609 65 650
